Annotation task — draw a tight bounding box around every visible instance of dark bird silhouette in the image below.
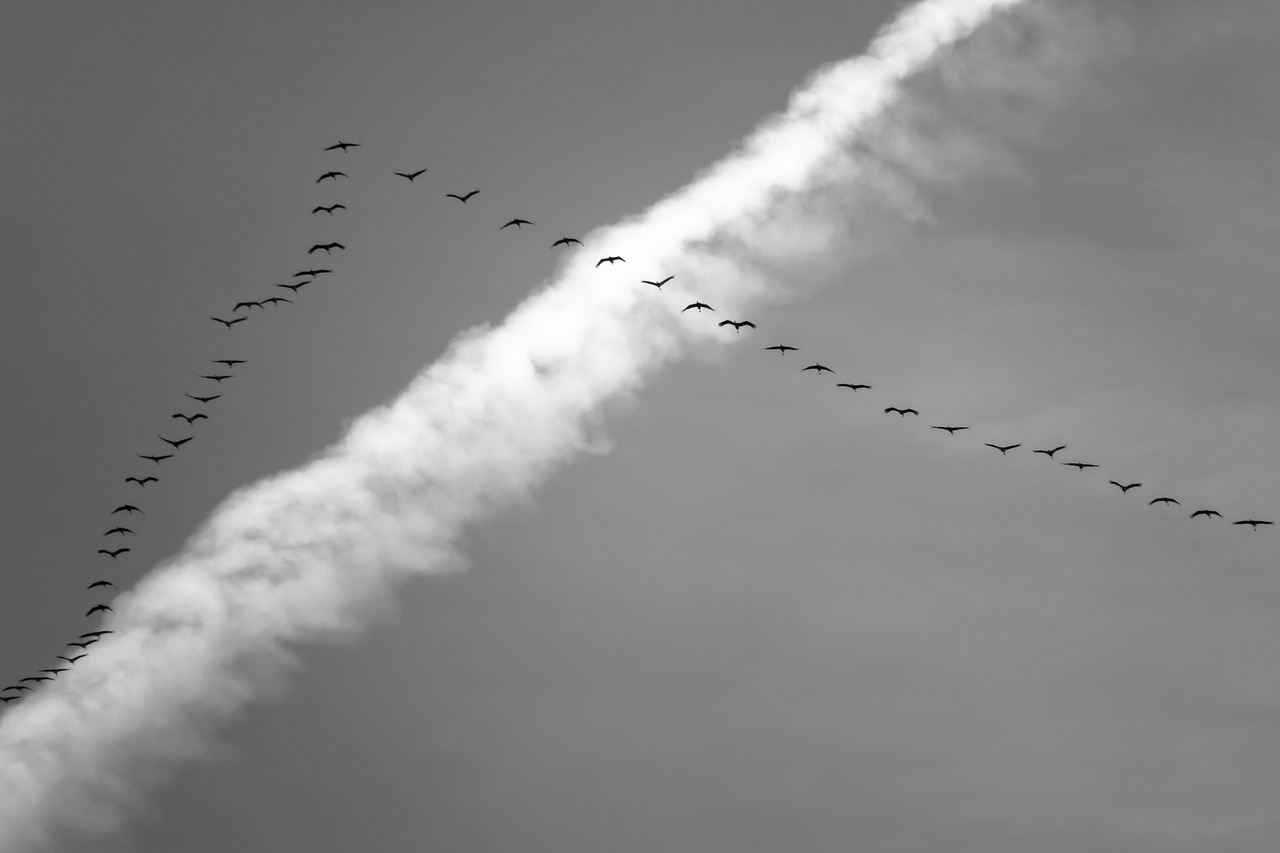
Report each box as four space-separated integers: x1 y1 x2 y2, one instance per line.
500 218 533 230
395 169 427 181
111 505 142 515
4 686 30 692
1148 497 1181 506
316 171 347 183
764 345 798 354
186 394 220 404
884 407 919 417
446 191 479 203
80 631 112 638
200 373 232 382
595 256 625 267
1032 445 1067 458
551 237 582 248
642 276 674 289
277 281 308 292
1233 519 1274 529
312 204 346 215
211 359 245 368
104 527 133 536
262 297 292 306
87 581 116 590
56 655 85 664
0 696 17 703
931 426 969 434
802 364 834 374
325 141 359 152
308 242 345 254
85 604 113 617
124 476 157 487
718 320 756 332
172 413 207 425
295 269 332 277
836 383 871 391
39 669 67 676
682 302 713 313
67 642 95 650
97 548 129 559
157 434 192 449
1109 481 1142 493
136 454 172 465
20 677 51 684
1062 462 1099 470
211 316 246 328
232 301 262 312
1190 510 1222 519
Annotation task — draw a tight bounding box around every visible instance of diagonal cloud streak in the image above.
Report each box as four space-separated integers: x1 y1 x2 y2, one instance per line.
0 0 1081 848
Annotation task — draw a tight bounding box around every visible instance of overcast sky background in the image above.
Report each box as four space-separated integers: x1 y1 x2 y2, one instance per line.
4 0 1280 850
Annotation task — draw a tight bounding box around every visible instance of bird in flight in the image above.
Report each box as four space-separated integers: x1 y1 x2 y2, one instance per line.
186 393 220 404
3 685 30 692
124 476 157 487
56 655 86 664
97 548 130 559
500 218 534 230
316 171 347 183
277 281 308 292
85 605 114 617
682 302 713 313
312 204 346 215
295 269 332 277
595 256 625 267
884 407 919 417
39 669 68 676
1189 509 1221 519
1148 497 1180 506
836 383 871 391
262 296 292 306
104 527 133 536
1032 445 1067 458
67 642 94 650
395 169 427 181
211 359 245 368
802 364 834 374
81 631 112 639
200 374 232 383
1233 519 1274 530
157 434 192 449
324 141 359 152
718 320 756 332
931 426 969 435
232 301 263 312
111 505 142 515
988 443 1023 455
1109 481 1141 493
551 237 582 248
87 580 116 590
211 316 246 328
137 454 172 465
446 191 479 203
642 276 674 289
20 677 51 684
764 345 798 354
1062 462 1099 470
308 242 345 254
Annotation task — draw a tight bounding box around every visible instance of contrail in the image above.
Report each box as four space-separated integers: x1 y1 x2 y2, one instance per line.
0 0 1072 848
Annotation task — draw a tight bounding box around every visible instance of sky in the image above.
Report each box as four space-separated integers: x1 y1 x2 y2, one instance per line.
3 0 1280 851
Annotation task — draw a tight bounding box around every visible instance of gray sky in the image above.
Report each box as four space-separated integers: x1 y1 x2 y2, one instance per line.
4 0 1280 850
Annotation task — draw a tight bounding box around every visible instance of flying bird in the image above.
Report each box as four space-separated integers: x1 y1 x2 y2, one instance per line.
836 383 871 391
20 677 51 684
764 345 798 354
931 426 969 435
1233 519 1274 529
316 171 347 183
80 631 112 638
1032 445 1067 458
211 359 245 368
1062 462 1099 470
295 269 332 277
986 443 1021 455
67 642 94 650
211 316 246 328
308 242 345 254
111 505 142 515
802 364 834 374
551 237 582 248
884 407 919 416
1148 497 1181 506
277 281 308 292
87 580 116 590
136 454 172 464
262 296 292 306
682 302 713 313
312 204 346 215
103 527 133 536
97 548 129 559
157 434 192 449
200 374 232 382
642 276 674 289
186 393 220 403
172 413 207 425
232 301 262 312
718 320 756 332
3 686 30 692
56 655 85 664
1109 481 1142 493
595 256 625 267
395 169 427 181
446 191 479 203
500 218 533 230
39 669 67 676
324 141 359 151
1190 510 1222 519
124 476 157 487
85 604 114 617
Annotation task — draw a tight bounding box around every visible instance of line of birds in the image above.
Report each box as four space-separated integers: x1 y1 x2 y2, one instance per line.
8 139 1274 707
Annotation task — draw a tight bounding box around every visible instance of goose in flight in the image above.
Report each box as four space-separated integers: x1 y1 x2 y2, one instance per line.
308 242 345 254
682 302 713 313
3 686 30 692
931 426 969 435
80 631 113 639
764 345 798 354
642 276 674 289
124 476 157 487
551 237 582 248
395 169 427 181
157 434 192 449
170 414 209 426
87 580 116 590
1033 445 1067 458
802 364 834 374
1061 462 1098 470
232 302 262 312
56 655 86 664
1189 509 1221 519
186 394 221 403
718 320 756 332
111 505 143 515
884 407 919 417
836 383 870 391
1148 497 1180 506
500 218 534 230
316 171 347 183
103 527 133 536
262 296 292 306
85 604 114 617
324 141 359 151
67 642 95 650
200 374 232 382
97 548 129 559
137 454 172 465
986 443 1021 455
295 269 333 277
312 204 346 215
20 677 51 684
1109 481 1141 493
211 316 246 328
1233 519 1274 530
277 281 308 292
595 256 625 267
446 191 479 203
211 359 245 368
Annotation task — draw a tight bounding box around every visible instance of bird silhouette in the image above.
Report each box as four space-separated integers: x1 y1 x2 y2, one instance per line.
802 364 834 374
136 454 172 464
551 237 582 248
312 204 346 215
1032 445 1067 458
80 631 112 638
157 434 192 449
87 580 116 590
85 605 113 617
884 407 919 417
262 297 292 306
172 413 207 425
4 686 30 692
56 655 86 664
395 169 427 181
642 276 674 289
211 316 246 328
1109 481 1142 493
295 269 332 277
718 320 756 332
97 548 129 559
200 374 232 382
39 669 67 676
20 677 51 684
316 171 347 183
1190 510 1222 519
1062 462 1099 470
324 141 359 152
111 505 142 515
931 426 969 434
232 302 262 312
211 359 245 368
836 383 871 391
500 218 533 230
595 256 625 267
308 242 345 254
67 642 94 650
186 394 220 404
764 345 798 354
124 476 157 487
446 191 479 203
277 281 308 292
104 527 133 536
1233 519 1274 529
1148 497 1180 506
986 443 1022 455
682 302 713 313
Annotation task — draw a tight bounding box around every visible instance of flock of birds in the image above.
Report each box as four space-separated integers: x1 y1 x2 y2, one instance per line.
4 139 1274 706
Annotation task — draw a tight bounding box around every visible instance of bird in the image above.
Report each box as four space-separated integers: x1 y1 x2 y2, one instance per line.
595 256 625 267
103 527 133 536
56 655 85 665
111 505 142 515
500 218 533 230
446 191 479 203
39 669 67 676
764 345 798 354
157 434 192 449
395 169 427 181
1233 519 1274 530
931 426 969 434
308 242 345 254
1190 510 1222 519
1148 497 1181 506
262 297 292 306
211 316 246 328
836 383 871 391
718 320 756 332
295 269 332 277
642 276 674 289
97 548 129 559
172 413 207 425
1032 445 1067 458
67 642 94 650
0 696 17 703
85 605 113 617
277 281 308 292
551 237 583 248
987 443 1021 455
316 171 347 183
200 374 232 382
137 454 172 465
802 364 834 374
211 359 245 368
3 686 30 692
324 141 359 152
186 394 220 403
232 301 262 312
1062 462 1099 470
682 302 713 313
87 581 116 590
312 204 346 215
80 631 112 638
884 407 919 416
1109 481 1142 493
124 476 157 487
20 677 51 684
